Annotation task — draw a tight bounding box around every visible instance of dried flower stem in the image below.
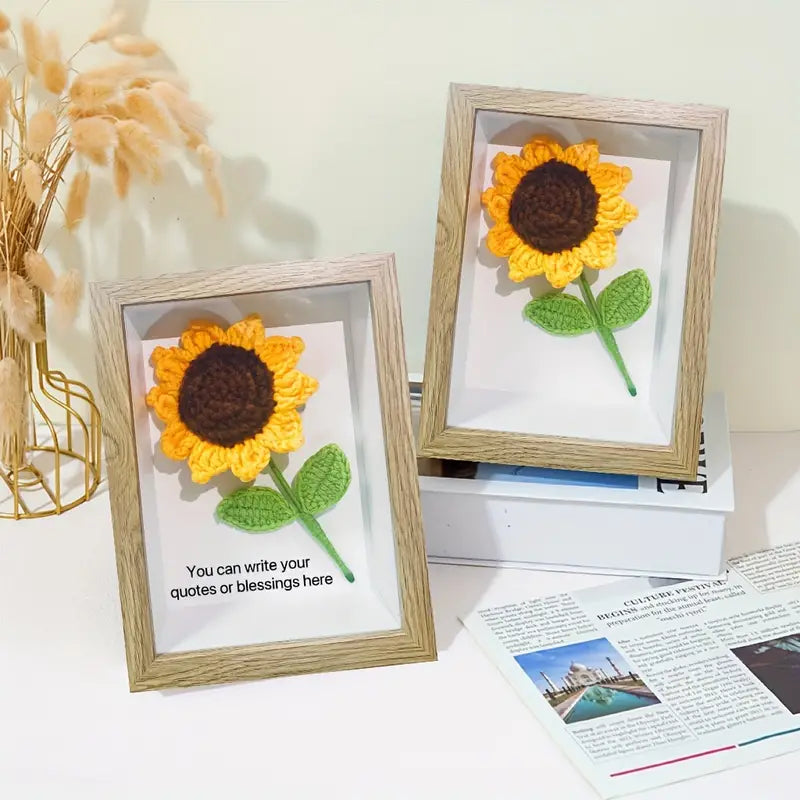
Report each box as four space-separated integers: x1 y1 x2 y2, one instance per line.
0 355 28 468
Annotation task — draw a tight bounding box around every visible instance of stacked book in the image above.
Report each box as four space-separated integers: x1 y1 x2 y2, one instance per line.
411 384 734 580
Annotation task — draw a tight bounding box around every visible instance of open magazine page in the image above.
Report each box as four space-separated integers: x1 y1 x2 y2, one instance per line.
462 542 800 798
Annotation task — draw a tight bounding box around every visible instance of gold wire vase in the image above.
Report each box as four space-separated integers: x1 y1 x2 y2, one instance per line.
0 290 102 520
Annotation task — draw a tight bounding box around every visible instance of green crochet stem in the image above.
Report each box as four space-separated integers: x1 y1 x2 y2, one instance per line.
267 460 355 583
576 272 637 397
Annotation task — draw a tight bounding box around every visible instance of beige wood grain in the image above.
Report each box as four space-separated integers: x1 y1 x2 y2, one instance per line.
90 254 435 692
90 284 158 686
420 83 728 480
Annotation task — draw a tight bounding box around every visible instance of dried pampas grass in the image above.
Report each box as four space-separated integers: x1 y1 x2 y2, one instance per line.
0 7 224 345
105 101 131 121
52 269 84 328
43 30 61 60
0 6 225 481
42 60 68 95
130 70 190 93
87 148 110 167
0 357 27 451
179 122 207 151
0 77 11 127
21 17 43 76
0 272 44 342
116 119 161 181
113 152 130 199
111 35 160 58
65 170 90 232
151 82 210 136
23 251 57 295
28 109 57 155
124 88 181 141
81 59 144 88
21 160 42 206
69 76 117 111
89 9 125 44
36 30 67 94
70 116 118 158
197 145 226 218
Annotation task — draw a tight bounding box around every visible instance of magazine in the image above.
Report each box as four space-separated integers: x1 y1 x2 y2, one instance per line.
461 542 800 797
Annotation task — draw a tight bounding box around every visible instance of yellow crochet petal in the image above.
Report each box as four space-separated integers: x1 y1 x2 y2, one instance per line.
186 319 225 335
273 369 319 410
575 229 618 271
521 136 563 169
150 345 172 367
187 441 232 484
481 188 510 223
296 373 319 405
596 195 639 232
254 427 278 452
487 222 522 258
180 321 224 356
225 313 264 349
563 139 600 171
146 386 179 423
589 162 633 195
257 336 304 375
160 419 198 460
543 251 584 289
229 439 271 482
491 152 528 191
263 408 305 454
507 243 546 282
152 348 190 392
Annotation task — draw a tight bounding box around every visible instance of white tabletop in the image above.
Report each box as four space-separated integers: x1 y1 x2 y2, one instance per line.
1 431 798 799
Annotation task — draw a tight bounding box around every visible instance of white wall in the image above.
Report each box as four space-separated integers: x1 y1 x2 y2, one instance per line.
12 0 799 431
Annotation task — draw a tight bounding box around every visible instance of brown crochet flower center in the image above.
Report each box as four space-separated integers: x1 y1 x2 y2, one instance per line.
178 343 275 448
509 160 599 254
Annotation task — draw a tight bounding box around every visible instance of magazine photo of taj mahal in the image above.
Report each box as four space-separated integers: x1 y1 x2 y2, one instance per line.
514 638 661 724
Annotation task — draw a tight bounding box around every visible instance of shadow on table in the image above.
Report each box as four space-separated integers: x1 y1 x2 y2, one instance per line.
423 489 513 651
427 561 500 652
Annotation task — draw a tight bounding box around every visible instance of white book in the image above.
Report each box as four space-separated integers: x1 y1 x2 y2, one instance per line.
413 385 734 580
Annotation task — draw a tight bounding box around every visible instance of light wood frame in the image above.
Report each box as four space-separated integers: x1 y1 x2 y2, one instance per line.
91 254 436 691
419 83 727 479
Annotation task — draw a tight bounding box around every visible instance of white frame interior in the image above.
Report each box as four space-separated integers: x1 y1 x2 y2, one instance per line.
447 110 700 445
122 282 402 654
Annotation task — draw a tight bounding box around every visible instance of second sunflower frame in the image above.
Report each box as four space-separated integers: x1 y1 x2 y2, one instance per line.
419 83 727 480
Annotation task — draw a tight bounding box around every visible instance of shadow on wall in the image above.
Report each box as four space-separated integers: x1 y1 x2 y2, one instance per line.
41 0 317 389
706 201 800 431
724 430 800 559
48 157 318 392
88 155 319 282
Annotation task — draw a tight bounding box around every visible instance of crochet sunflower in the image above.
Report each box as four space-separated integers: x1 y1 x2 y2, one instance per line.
482 135 651 396
147 314 318 483
147 314 354 582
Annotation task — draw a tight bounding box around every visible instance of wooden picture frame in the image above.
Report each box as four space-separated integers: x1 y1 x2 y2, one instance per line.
91 254 435 691
419 84 727 479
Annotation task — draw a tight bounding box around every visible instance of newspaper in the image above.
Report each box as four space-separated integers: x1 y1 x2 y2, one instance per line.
462 542 800 797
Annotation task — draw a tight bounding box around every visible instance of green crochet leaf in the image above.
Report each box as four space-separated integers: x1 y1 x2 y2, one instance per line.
524 293 594 336
216 487 296 532
292 444 351 516
597 269 652 330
